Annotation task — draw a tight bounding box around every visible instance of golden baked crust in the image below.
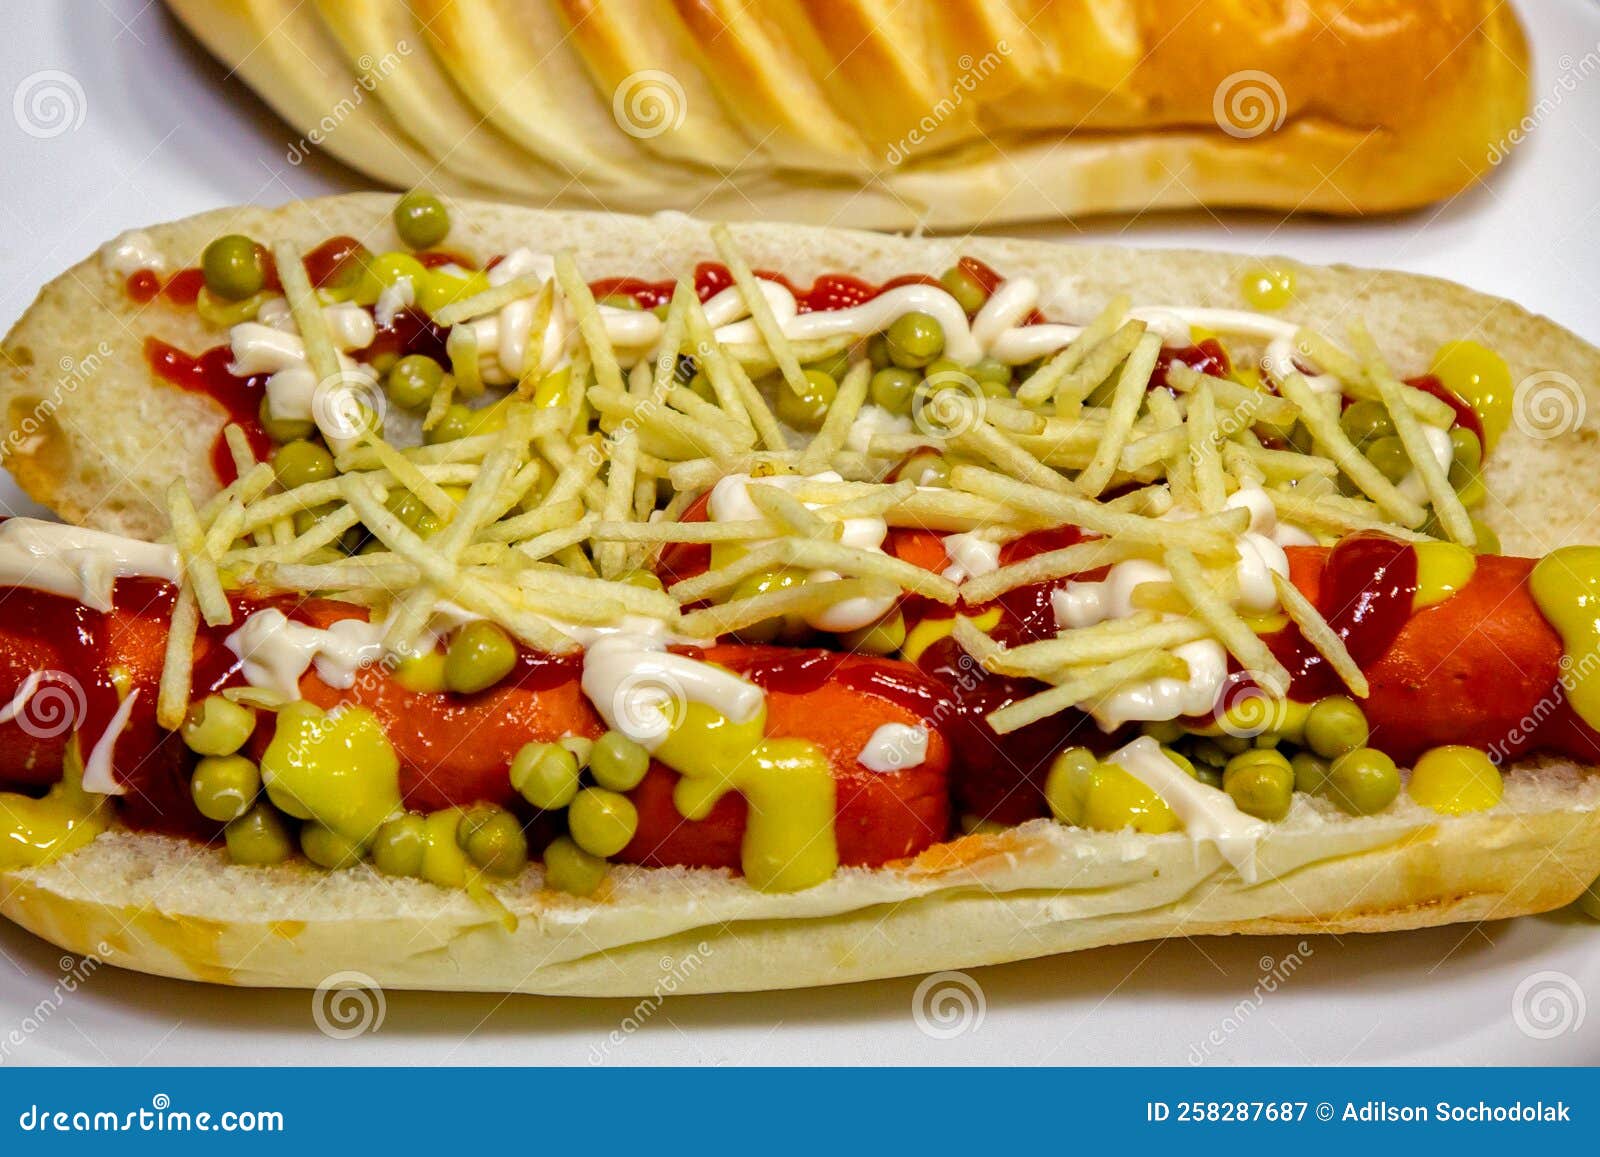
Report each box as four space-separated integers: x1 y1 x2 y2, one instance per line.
161 0 1530 225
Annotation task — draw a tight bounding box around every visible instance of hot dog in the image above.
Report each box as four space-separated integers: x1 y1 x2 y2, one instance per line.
0 194 1598 999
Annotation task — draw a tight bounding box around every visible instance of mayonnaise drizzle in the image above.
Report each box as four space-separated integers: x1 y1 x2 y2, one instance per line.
81 688 139 796
1105 736 1266 881
99 229 166 277
225 610 386 701
0 519 180 613
581 630 763 751
229 303 379 447
857 723 928 772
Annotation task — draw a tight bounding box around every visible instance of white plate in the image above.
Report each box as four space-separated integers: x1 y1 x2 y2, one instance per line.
0 0 1596 1066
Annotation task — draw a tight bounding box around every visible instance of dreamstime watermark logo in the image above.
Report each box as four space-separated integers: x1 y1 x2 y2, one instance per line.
311 970 386 1039
1187 942 1314 1064
1212 70 1286 139
1486 647 1600 767
13 70 86 139
1488 41 1600 165
612 70 687 139
285 42 413 165
609 667 688 747
1213 672 1291 740
588 943 713 1064
2 341 112 465
912 368 986 439
912 970 985 1039
1511 370 1585 439
0 944 109 1065
311 369 386 443
1512 970 1585 1040
885 42 1011 164
0 669 87 740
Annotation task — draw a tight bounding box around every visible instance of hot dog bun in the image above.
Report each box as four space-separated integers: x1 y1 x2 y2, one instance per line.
159 1 1531 227
4 194 1600 995
6 763 1598 995
5 193 1598 554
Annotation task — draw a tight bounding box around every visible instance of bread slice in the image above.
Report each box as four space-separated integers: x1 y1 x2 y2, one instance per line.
2 193 1599 994
5 761 1596 995
3 193 1597 551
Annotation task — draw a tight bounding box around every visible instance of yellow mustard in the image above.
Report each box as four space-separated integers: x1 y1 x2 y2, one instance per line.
1413 541 1477 611
1240 264 1297 312
655 700 837 892
261 701 401 844
1429 341 1512 452
903 606 1001 664
1530 548 1600 731
1407 745 1503 814
0 741 108 871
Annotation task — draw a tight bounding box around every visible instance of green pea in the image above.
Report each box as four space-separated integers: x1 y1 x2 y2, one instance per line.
1290 751 1329 795
1364 436 1411 484
559 735 594 770
201 234 266 301
1143 720 1185 744
939 264 989 315
1190 738 1231 768
181 695 256 756
969 358 1013 388
1326 746 1401 815
543 835 608 896
387 354 444 410
301 822 366 869
869 367 918 415
1193 764 1224 791
597 293 641 311
896 448 949 488
776 369 838 431
807 351 851 381
1043 746 1098 825
1214 733 1251 755
867 332 893 369
509 741 581 810
1339 399 1395 447
190 754 260 822
1223 751 1293 821
457 805 528 877
1449 426 1483 490
384 490 441 538
590 730 650 791
271 440 335 490
885 312 944 369
424 403 477 445
258 395 314 445
444 621 518 695
371 814 427 877
922 356 965 383
1471 518 1501 556
838 611 906 656
568 787 638 858
224 803 295 866
1304 696 1369 759
393 190 451 250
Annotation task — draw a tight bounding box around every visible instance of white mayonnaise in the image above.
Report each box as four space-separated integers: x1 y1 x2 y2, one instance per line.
580 630 763 751
0 519 180 612
1397 424 1454 506
80 688 140 797
99 229 166 277
229 302 379 446
225 609 386 701
1104 736 1267 882
857 722 928 772
1051 487 1308 729
940 531 1002 585
707 470 895 633
844 403 912 455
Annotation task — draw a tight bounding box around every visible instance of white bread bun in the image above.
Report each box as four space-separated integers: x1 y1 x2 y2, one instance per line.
5 762 1598 995
3 193 1598 556
2 194 1600 994
159 0 1531 228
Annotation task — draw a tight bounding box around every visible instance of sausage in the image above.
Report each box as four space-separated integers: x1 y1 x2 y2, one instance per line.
616 645 952 869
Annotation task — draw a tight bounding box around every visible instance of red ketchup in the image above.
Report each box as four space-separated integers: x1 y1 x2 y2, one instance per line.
144 338 272 484
1269 533 1418 701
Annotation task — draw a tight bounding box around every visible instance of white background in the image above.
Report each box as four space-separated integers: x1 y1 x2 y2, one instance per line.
0 0 1596 1065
